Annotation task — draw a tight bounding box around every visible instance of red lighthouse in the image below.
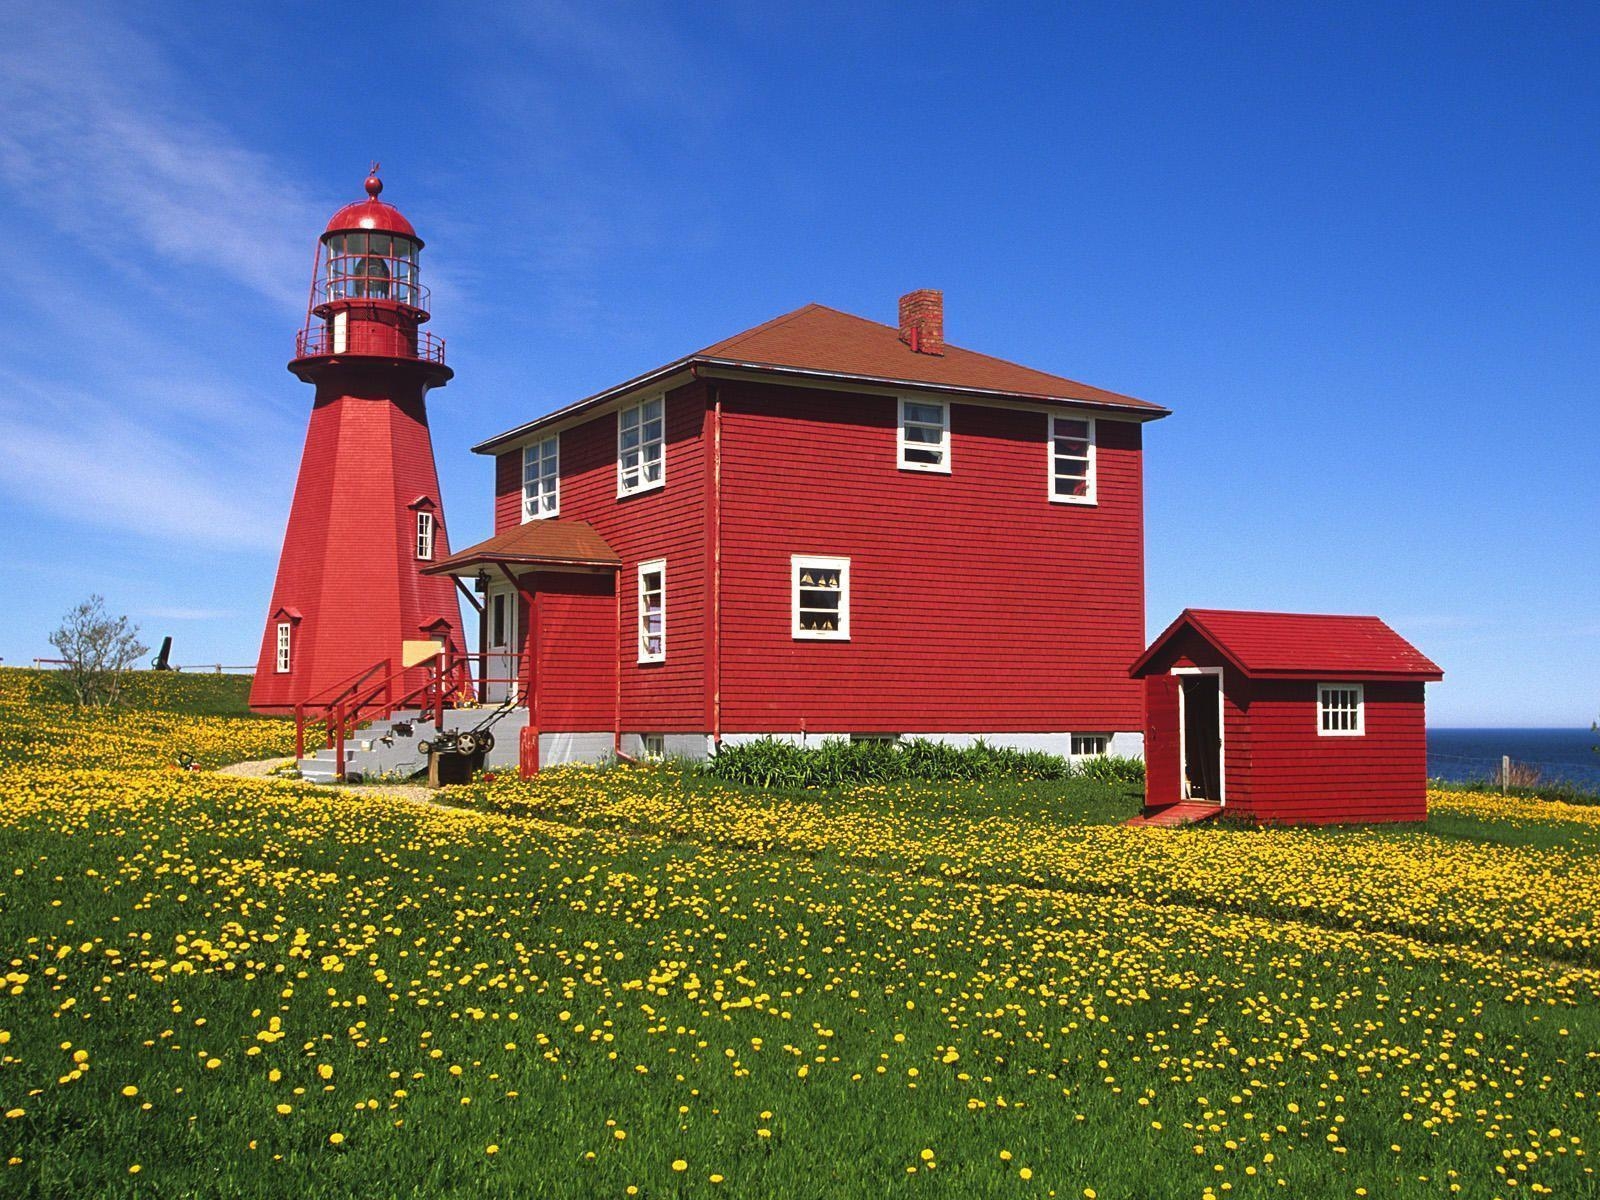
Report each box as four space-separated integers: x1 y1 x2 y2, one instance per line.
250 168 466 713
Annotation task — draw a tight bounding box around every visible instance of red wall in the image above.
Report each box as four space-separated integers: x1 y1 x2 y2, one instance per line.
522 570 615 731
1239 679 1428 823
715 381 1147 733
495 382 708 732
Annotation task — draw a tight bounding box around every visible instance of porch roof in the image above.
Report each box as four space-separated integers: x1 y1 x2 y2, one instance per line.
422 519 621 576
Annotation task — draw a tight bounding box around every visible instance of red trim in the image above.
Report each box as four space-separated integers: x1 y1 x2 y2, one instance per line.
704 385 722 745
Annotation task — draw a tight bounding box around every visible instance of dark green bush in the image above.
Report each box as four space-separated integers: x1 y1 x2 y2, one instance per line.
708 736 1144 789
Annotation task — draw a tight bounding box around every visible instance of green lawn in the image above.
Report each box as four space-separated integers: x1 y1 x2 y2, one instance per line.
0 673 1595 1198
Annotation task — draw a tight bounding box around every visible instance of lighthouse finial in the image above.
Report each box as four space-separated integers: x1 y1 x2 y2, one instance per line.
365 162 382 198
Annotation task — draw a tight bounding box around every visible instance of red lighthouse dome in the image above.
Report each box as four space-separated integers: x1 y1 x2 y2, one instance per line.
251 167 466 718
324 170 421 241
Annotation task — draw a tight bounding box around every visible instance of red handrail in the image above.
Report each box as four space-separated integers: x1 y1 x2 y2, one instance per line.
295 650 474 778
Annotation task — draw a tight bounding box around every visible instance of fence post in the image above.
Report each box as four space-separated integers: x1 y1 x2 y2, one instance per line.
1501 754 1511 794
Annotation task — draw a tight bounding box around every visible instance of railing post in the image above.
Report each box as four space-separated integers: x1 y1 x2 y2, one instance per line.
433 658 446 729
335 702 346 782
294 705 305 760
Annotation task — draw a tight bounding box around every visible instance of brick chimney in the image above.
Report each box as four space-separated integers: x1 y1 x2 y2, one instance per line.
898 289 944 355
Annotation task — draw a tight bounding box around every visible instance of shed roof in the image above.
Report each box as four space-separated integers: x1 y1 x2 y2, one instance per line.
1131 609 1443 682
474 302 1167 453
421 519 620 576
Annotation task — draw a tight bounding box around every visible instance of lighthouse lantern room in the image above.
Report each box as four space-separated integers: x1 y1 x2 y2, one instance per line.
250 168 466 713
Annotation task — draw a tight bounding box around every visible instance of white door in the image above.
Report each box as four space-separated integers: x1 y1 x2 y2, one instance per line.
484 583 520 703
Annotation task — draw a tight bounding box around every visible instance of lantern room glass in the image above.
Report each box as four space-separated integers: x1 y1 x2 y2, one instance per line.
325 233 421 307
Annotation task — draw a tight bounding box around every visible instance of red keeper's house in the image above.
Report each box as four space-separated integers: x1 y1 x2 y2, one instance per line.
1130 609 1444 824
424 291 1170 765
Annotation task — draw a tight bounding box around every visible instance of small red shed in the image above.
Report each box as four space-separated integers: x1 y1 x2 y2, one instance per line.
1130 610 1443 824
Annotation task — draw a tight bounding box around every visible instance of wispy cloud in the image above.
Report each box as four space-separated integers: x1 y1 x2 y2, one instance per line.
139 607 239 622
0 375 283 552
0 4 318 313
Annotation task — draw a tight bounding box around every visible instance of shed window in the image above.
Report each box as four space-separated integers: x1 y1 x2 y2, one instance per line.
275 622 292 674
415 510 435 560
792 555 849 639
1049 414 1097 504
618 397 665 496
1317 683 1365 736
898 398 950 472
1071 733 1109 757
522 435 559 520
638 559 665 662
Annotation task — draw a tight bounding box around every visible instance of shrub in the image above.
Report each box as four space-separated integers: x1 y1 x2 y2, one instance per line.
706 736 1138 789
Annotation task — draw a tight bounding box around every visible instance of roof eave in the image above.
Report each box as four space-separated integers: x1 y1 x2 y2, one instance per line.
473 353 1170 455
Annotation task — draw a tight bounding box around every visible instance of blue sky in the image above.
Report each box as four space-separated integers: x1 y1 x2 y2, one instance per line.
0 1 1595 725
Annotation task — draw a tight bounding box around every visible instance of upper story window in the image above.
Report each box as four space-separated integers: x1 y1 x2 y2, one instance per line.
618 397 665 496
792 555 849 640
1049 414 1097 504
637 559 666 662
275 622 292 673
415 509 435 560
1318 683 1365 736
898 398 950 472
522 435 559 521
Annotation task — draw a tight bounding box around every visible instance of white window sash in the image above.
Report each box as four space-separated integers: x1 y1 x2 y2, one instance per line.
618 397 666 496
415 510 434 560
522 435 560 521
1048 413 1097 505
637 559 666 662
275 622 292 673
791 555 850 640
1317 683 1366 736
897 398 950 473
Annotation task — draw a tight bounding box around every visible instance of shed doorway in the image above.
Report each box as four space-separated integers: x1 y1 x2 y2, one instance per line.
1178 670 1223 804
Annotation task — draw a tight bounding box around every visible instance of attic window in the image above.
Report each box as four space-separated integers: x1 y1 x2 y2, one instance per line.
792 555 849 640
275 622 292 674
898 399 950 473
1318 683 1365 736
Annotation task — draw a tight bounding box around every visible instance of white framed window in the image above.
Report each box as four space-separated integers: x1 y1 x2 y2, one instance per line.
897 398 950 472
637 559 666 662
1317 683 1365 736
490 592 509 648
1049 414 1097 504
618 396 666 496
275 622 292 673
522 434 559 520
640 734 665 761
792 555 849 640
415 510 435 560
1071 733 1109 757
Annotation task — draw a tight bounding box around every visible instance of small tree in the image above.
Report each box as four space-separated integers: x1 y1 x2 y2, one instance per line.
48 596 148 707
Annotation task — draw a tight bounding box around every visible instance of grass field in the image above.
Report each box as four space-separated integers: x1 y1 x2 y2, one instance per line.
0 669 1596 1198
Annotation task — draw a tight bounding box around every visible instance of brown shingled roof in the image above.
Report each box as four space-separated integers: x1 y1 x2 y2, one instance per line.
422 519 620 575
474 301 1165 453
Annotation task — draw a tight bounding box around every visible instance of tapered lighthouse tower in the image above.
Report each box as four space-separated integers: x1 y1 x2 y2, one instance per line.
250 168 466 712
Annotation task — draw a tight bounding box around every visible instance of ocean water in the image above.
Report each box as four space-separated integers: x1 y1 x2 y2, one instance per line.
1428 728 1600 790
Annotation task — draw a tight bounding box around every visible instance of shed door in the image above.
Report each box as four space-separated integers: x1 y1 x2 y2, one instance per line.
1143 674 1182 810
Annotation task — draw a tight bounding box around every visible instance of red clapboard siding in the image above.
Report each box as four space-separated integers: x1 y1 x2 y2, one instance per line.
1241 680 1427 823
494 382 709 732
715 381 1146 733
528 570 615 730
